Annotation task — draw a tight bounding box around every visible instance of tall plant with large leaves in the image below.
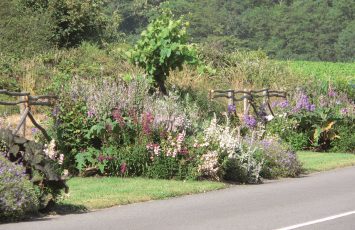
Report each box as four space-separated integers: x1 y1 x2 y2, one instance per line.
130 10 197 94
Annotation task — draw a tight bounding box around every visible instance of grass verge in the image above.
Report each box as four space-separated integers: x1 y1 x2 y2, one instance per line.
57 177 226 211
298 151 355 173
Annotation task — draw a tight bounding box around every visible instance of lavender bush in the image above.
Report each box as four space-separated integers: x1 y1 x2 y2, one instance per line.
255 137 302 178
0 154 39 221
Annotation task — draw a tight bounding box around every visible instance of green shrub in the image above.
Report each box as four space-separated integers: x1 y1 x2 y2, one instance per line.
76 143 151 177
55 101 95 173
0 154 39 222
145 154 198 180
267 117 310 151
268 88 354 152
331 121 355 153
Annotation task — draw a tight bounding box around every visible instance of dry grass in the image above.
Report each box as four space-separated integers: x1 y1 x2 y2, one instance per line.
0 113 49 139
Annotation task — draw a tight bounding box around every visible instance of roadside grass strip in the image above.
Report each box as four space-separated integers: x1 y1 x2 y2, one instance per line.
297 151 355 173
57 177 226 210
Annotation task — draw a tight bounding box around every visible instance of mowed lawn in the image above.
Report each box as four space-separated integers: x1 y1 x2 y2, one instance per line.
58 177 226 210
298 151 355 173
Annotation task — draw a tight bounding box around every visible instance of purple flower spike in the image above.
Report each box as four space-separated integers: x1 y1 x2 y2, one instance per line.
278 100 289 108
309 104 316 111
243 114 257 128
293 92 315 113
228 104 236 113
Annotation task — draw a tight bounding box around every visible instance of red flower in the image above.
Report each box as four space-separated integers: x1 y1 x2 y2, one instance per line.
179 148 189 155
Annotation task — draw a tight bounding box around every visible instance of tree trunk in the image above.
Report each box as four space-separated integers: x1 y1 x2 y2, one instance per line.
154 73 168 95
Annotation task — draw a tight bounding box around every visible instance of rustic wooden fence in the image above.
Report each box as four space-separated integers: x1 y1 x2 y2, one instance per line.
209 88 287 119
0 90 57 141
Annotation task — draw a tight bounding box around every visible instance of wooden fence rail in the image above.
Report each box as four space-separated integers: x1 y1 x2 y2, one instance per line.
0 89 57 141
209 88 287 120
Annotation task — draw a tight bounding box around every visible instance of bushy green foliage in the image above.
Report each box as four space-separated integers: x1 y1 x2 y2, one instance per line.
146 153 199 180
0 154 39 222
1 0 354 61
268 88 355 152
47 0 111 47
54 101 94 173
331 121 355 153
267 119 309 151
130 10 197 94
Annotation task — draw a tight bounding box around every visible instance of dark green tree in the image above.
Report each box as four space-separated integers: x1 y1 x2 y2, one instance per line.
0 0 52 58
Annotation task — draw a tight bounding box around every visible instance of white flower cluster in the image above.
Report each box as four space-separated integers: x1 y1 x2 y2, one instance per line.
44 139 64 165
197 151 219 180
166 130 186 157
203 114 240 157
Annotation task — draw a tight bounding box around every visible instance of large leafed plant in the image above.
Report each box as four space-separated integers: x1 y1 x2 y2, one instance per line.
130 10 197 94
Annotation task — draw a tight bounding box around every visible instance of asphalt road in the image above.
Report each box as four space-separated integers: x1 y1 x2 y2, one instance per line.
2 167 355 230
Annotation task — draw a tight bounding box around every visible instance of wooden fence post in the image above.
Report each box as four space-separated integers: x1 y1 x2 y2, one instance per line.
263 89 268 105
228 89 234 108
20 96 28 137
243 88 247 114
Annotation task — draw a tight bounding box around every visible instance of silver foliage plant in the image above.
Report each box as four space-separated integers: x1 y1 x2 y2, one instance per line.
70 75 151 119
147 91 200 133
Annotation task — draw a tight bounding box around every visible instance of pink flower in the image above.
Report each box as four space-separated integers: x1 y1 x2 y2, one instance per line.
142 112 154 135
120 163 127 174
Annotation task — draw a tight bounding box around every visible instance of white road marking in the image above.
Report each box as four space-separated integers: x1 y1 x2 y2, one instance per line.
275 210 355 230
